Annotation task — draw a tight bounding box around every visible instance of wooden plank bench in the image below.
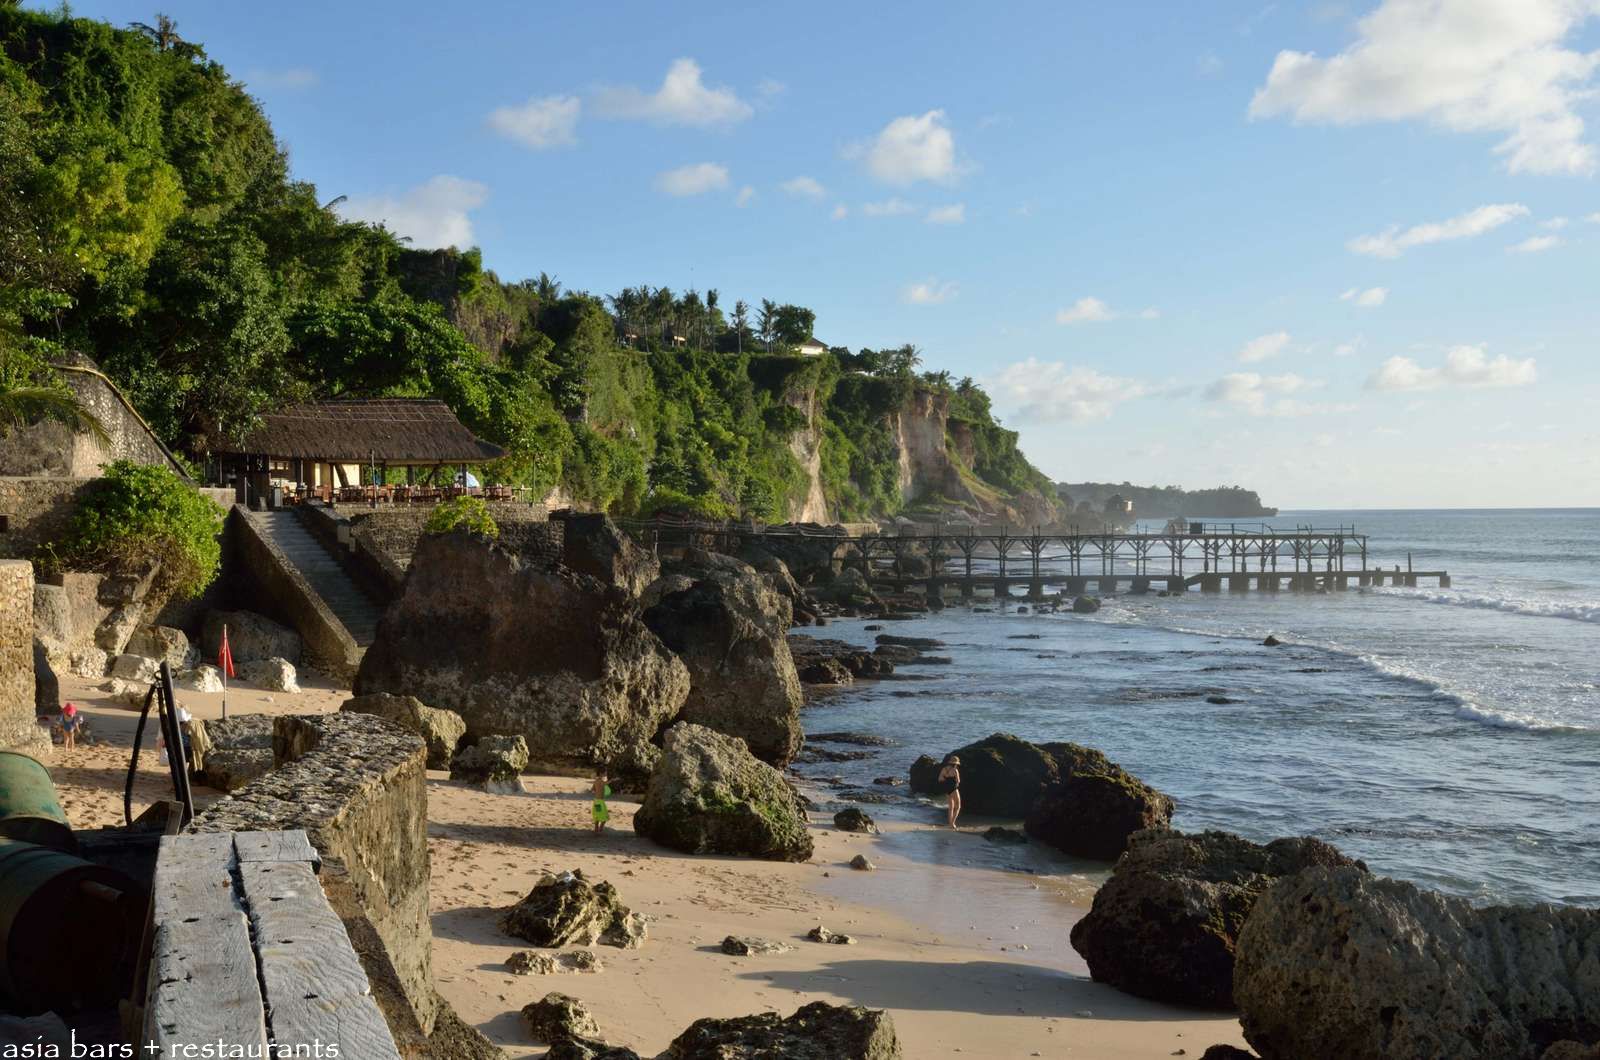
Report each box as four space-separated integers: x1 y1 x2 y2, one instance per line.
142 830 398 1058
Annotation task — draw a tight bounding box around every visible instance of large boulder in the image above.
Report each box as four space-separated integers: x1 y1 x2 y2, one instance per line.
906 733 1093 817
735 546 807 604
503 870 646 950
816 567 874 606
634 723 813 862
1024 764 1175 859
521 992 600 1044
240 656 298 693
1069 829 1362 1008
201 610 303 666
660 1002 900 1060
552 512 660 597
1234 866 1600 1060
341 693 466 770
126 625 193 671
355 531 689 778
449 734 529 792
642 559 803 765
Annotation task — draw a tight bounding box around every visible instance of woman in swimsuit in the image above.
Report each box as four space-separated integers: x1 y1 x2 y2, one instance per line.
938 755 962 829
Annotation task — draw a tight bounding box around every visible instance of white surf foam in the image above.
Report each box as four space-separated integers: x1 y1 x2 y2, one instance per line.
1377 586 1600 625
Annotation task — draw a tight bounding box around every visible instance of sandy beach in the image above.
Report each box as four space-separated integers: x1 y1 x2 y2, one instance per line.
46 674 1247 1058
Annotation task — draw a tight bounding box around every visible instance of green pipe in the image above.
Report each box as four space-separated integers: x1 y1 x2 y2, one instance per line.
0 751 74 853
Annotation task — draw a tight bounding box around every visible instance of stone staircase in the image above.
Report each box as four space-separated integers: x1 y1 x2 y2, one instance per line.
246 509 384 646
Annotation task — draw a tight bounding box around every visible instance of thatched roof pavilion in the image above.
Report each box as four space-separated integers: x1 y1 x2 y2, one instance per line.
212 398 505 501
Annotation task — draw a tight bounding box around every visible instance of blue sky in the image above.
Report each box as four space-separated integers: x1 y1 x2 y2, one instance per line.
54 1 1600 508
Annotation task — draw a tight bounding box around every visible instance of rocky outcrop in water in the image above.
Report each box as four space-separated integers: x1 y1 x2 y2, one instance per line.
659 1002 900 1060
642 554 804 765
1069 829 1362 1008
634 723 813 862
1234 866 1600 1060
355 529 688 778
1024 764 1175 860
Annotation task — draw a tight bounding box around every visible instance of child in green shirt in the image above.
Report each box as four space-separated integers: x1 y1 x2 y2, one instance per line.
591 771 611 834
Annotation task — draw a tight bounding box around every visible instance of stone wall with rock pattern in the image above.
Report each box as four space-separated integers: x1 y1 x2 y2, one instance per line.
192 711 435 1035
0 560 49 755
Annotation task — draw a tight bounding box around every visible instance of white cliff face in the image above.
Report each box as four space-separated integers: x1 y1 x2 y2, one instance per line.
783 386 830 523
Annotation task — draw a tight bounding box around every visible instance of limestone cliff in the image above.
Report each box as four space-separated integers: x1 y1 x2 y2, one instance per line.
781 385 829 523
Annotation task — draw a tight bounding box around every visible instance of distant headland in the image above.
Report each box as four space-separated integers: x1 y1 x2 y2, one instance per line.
1056 482 1278 520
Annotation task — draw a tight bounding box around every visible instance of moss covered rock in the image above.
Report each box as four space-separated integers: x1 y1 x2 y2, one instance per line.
634 723 814 862
1069 829 1360 1009
1024 763 1175 860
660 1001 900 1059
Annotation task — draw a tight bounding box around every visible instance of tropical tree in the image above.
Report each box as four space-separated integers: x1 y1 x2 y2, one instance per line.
757 299 776 352
0 350 109 444
731 300 749 353
130 13 184 50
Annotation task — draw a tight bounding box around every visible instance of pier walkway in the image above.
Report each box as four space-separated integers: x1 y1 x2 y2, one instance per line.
622 517 1451 597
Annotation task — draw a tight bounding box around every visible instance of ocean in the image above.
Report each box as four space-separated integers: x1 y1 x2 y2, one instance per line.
793 508 1600 908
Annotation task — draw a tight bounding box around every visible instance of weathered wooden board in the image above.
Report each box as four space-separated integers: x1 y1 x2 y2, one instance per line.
233 828 320 867
142 911 268 1053
152 832 239 921
239 860 399 1059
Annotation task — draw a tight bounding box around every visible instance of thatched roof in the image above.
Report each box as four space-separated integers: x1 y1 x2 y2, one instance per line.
216 399 505 463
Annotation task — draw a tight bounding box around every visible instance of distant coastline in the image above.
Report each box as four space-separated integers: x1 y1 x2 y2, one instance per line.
1057 481 1278 519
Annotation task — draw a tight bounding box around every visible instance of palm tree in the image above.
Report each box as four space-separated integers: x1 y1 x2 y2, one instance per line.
732 300 749 354
130 14 184 51
0 353 109 446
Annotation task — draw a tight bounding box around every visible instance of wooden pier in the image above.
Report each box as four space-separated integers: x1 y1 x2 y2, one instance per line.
623 518 1451 598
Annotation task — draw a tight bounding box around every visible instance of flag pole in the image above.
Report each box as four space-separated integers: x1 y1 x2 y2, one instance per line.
221 622 229 721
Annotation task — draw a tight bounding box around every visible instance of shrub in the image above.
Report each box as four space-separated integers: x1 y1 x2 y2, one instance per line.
58 460 225 599
424 495 500 538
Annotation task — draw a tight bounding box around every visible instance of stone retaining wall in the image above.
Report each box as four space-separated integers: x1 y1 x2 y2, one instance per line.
0 560 48 755
192 711 436 1035
227 508 363 677
0 477 90 560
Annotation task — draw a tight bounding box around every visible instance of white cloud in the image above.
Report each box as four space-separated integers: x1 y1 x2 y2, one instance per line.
247 67 318 90
487 94 580 149
655 162 730 196
1508 234 1562 253
854 110 958 185
1205 372 1327 416
831 204 849 220
1197 52 1224 78
902 279 958 305
1237 330 1292 363
336 175 488 249
860 197 915 217
757 78 786 98
735 185 756 208
594 58 753 127
1249 0 1600 175
1347 203 1529 258
780 176 825 199
988 360 1151 422
1139 307 1161 319
1367 345 1537 391
1541 216 1570 229
1056 297 1116 324
925 203 965 225
1339 286 1388 307
1588 212 1600 223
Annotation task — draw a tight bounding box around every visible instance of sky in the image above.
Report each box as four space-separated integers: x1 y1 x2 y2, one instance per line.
49 0 1600 508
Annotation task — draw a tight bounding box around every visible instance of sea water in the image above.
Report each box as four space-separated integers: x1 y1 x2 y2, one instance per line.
794 508 1600 907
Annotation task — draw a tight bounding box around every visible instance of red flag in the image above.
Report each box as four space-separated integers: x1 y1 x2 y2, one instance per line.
218 625 236 679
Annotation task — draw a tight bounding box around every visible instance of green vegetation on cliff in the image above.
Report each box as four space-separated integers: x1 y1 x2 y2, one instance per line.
1057 482 1277 519
0 8 1057 523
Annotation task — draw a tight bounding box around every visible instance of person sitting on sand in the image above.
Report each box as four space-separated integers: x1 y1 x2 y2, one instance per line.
591 772 611 835
938 755 962 829
60 703 83 751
